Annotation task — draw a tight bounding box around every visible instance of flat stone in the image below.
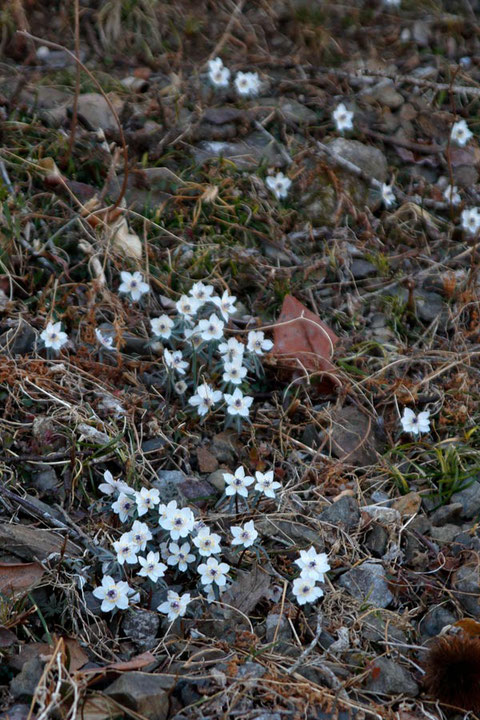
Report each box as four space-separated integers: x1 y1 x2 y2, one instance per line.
193 131 288 170
10 657 44 699
265 613 292 643
365 657 419 695
197 446 218 473
76 93 124 133
153 470 186 504
327 138 387 183
0 320 37 355
451 478 480 519
392 492 422 517
121 610 160 652
0 704 31 720
207 469 227 492
361 614 407 645
359 79 404 109
256 96 317 124
430 524 460 544
338 562 393 608
365 523 389 557
326 406 381 467
319 496 360 530
31 466 58 495
236 661 267 679
350 259 377 279
105 672 175 720
211 431 242 463
420 605 457 638
453 563 480 616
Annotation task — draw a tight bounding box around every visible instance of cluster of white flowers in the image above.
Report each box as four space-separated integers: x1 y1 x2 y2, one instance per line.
292 547 330 606
207 57 261 97
223 465 281 501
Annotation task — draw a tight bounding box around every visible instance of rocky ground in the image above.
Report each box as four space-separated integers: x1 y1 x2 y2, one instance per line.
1 0 480 719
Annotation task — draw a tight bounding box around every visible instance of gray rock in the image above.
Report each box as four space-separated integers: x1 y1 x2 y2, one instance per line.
31 466 58 495
415 290 444 323
122 610 160 652
420 605 457 638
430 524 459 544
207 469 227 492
326 406 381 467
193 131 288 170
365 657 419 695
327 138 387 183
0 320 37 355
365 523 389 557
361 614 407 645
211 432 241 463
451 478 480 519
265 612 292 643
76 93 124 133
430 502 463 525
236 661 267 679
350 259 377 279
142 438 167 453
153 470 186 504
338 562 393 608
105 672 175 720
359 79 404 109
10 657 44 699
256 97 317 124
0 704 31 720
319 496 360 531
453 564 480 616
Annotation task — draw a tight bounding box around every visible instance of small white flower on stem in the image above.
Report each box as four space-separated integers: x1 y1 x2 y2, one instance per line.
165 541 195 572
219 337 245 363
295 547 330 582
190 281 215 304
138 551 167 582
211 289 237 322
40 321 68 351
222 361 247 385
161 506 195 540
130 520 153 551
176 295 200 320
234 71 260 97
93 575 132 612
113 533 138 565
150 315 174 339
111 492 135 522
381 183 395 208
231 520 258 548
188 383 223 416
208 57 230 88
95 328 115 351
451 119 473 146
332 103 354 133
158 500 178 525
461 207 480 235
443 185 461 206
193 527 222 557
292 575 324 606
247 330 273 355
224 388 253 417
198 557 230 586
254 470 281 499
118 271 150 302
175 380 188 395
135 487 160 516
164 348 188 375
266 172 292 200
99 470 129 495
196 313 225 341
158 591 191 621
224 466 254 498
400 407 430 435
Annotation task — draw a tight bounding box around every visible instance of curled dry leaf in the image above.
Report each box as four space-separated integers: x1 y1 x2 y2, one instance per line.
0 561 45 594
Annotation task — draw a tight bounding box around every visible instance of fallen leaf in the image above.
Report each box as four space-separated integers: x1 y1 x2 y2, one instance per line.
79 693 126 720
63 636 89 671
77 651 155 677
271 295 339 391
222 564 270 617
0 562 45 595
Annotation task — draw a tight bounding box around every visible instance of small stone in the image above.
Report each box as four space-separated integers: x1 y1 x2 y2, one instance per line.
76 93 124 133
361 506 401 524
319 496 360 531
105 672 175 720
0 704 31 720
211 431 242 463
392 492 422 517
360 79 404 109
430 503 463 526
327 138 387 183
31 466 58 495
365 657 419 695
0 320 37 355
197 446 218 473
207 469 227 492
420 606 457 638
451 478 480 519
430 524 460 544
350 259 377 279
122 610 159 652
327 406 381 467
193 132 288 170
361 614 407 644
236 661 266 679
365 524 389 557
257 96 317 124
453 563 480 617
153 470 186 504
141 438 166 454
338 562 393 608
10 657 44 699
416 290 444 323
265 613 292 643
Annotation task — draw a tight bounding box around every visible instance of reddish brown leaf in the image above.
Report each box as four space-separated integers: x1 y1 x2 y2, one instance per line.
0 562 45 595
272 295 340 391
77 651 155 677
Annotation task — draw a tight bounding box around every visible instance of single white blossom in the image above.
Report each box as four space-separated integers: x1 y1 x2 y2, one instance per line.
160 505 195 540
176 295 200 320
138 551 167 582
193 527 222 557
95 328 115 351
157 590 191 621
234 71 260 97
266 172 292 200
164 348 188 375
198 557 230 586
451 119 473 146
400 407 430 435
461 207 480 235
113 533 138 565
158 500 179 526
443 184 461 206
254 470 281 499
188 383 223 416
118 271 150 302
211 289 237 322
98 470 129 496
130 520 153 551
93 575 132 612
40 321 68 351
165 541 195 572
224 388 253 418
219 337 245 363
150 315 174 339
190 281 215 303
332 103 354 133
195 313 225 342
111 492 135 523
231 520 258 548
224 466 254 498
381 183 395 208
208 57 230 88
295 547 330 582
135 487 160 516
175 380 188 395
292 576 324 606
247 330 273 355
222 361 247 385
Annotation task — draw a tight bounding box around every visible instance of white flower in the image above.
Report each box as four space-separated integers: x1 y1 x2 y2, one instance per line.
451 119 473 146
234 71 260 97
292 576 324 606
40 321 68 351
150 315 174 339
160 505 195 540
195 313 225 342
138 551 167 582
208 57 230 88
111 492 135 522
95 328 115 350
231 520 258 548
118 271 150 302
222 361 247 385
443 184 461 206
332 103 354 133
198 557 230 586
461 207 480 235
219 337 245 363
193 527 222 557
188 383 222 416
295 547 330 582
98 470 129 495
130 520 153 551
400 407 430 435
164 348 188 375
224 466 254 498
157 590 191 621
211 289 237 322
190 281 215 303
381 183 395 208
135 487 160 516
184 327 203 350
113 532 138 565
224 388 253 418
175 380 188 395
165 541 195 572
266 172 292 200
176 295 200 320
158 500 178 525
93 575 132 612
383 0 400 6
247 330 273 355
254 470 281 499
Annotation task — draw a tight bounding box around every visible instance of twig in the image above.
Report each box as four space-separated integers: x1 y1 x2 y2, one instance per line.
286 612 323 675
207 0 246 62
